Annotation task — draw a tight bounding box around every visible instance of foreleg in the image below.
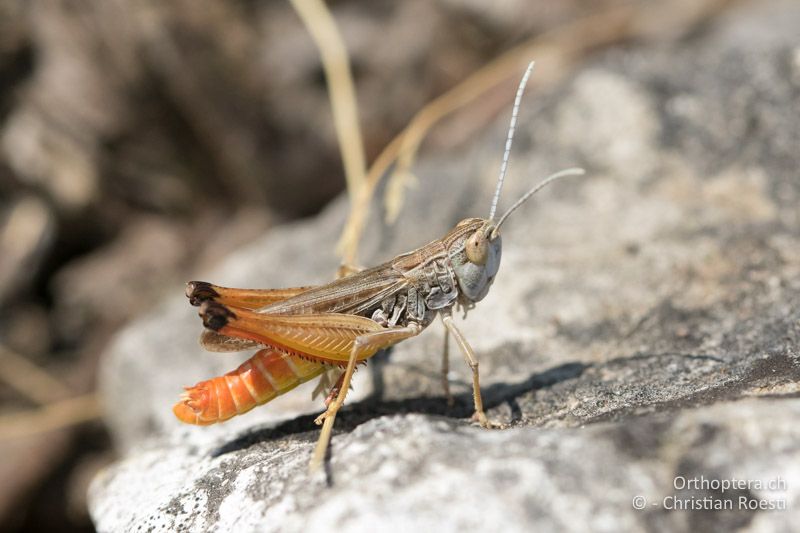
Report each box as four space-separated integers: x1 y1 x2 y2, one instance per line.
441 313 490 428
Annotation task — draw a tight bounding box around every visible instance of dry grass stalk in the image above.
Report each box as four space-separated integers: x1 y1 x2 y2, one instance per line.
337 0 736 266
289 0 367 202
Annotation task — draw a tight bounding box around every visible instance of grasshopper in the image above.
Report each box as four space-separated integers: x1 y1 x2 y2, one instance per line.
173 62 583 471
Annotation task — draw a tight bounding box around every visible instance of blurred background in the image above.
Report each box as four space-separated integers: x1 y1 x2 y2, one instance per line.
0 0 777 531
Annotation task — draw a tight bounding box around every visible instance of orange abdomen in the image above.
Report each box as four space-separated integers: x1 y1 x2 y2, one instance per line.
173 348 325 425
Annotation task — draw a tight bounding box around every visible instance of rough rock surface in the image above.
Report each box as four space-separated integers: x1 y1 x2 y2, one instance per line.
90 3 800 531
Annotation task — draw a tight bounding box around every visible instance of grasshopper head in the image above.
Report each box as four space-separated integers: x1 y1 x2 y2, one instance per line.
449 218 502 303
446 62 584 306
447 162 584 304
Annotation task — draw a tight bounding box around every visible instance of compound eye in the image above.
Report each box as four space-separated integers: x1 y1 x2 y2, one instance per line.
465 230 488 265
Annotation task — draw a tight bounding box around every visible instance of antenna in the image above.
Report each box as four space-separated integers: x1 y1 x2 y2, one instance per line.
488 61 535 221
491 168 585 237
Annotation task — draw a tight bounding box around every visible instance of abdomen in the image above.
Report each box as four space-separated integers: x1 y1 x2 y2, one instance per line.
173 348 326 425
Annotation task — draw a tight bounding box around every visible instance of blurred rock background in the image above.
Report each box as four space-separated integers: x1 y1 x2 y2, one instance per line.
0 0 791 531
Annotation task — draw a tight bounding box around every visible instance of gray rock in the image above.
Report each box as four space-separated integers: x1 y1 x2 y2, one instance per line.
90 2 800 531
90 400 800 533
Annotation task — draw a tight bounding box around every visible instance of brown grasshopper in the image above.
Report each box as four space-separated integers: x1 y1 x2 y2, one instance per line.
174 62 583 470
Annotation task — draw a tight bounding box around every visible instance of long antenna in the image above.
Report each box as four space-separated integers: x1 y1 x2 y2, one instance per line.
488 61 535 221
492 168 585 237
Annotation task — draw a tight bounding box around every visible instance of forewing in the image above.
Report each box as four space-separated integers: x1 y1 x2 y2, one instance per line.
186 281 314 310
258 264 407 315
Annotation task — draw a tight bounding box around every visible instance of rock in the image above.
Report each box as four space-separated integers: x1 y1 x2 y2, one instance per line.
90 400 800 532
89 2 800 531
51 217 189 345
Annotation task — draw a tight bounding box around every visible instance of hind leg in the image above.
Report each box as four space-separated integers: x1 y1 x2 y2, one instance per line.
309 323 421 472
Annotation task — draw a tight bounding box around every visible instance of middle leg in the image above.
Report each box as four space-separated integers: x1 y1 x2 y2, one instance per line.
440 328 454 407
